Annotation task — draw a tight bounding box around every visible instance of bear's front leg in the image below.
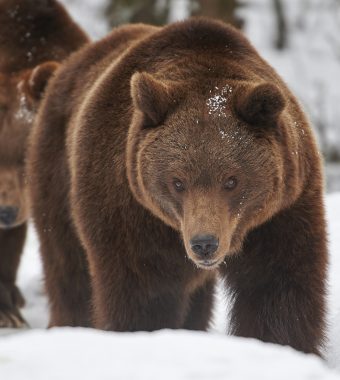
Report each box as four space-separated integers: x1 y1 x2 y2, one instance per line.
220 193 327 356
182 279 215 331
0 223 27 328
87 248 190 332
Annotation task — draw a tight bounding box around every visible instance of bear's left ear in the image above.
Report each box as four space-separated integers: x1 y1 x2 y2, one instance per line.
234 83 285 127
26 61 60 101
130 72 178 128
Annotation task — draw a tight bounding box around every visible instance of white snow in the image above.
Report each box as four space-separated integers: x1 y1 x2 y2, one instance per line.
168 0 190 23
58 0 109 40
14 90 34 124
17 225 48 329
206 85 233 117
0 194 337 379
0 329 338 380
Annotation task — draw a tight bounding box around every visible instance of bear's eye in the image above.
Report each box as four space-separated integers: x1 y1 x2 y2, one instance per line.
223 176 238 191
173 179 185 192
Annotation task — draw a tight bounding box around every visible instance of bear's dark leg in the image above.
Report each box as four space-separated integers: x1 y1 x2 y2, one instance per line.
182 279 216 331
89 258 191 332
94 283 188 332
220 192 327 356
0 223 27 328
38 225 92 328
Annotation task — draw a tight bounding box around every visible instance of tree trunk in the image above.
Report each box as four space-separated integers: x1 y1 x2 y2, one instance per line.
193 0 243 28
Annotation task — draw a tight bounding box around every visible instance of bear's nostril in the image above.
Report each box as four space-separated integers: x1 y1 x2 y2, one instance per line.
0 206 18 227
190 234 219 258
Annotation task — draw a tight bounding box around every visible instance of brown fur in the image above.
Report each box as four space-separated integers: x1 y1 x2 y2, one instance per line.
0 0 89 328
28 18 327 355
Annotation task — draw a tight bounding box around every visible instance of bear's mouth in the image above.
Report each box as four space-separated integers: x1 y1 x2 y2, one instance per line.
195 258 223 270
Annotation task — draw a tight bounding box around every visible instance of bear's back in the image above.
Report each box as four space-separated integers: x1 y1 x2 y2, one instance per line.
37 23 159 130
0 0 89 72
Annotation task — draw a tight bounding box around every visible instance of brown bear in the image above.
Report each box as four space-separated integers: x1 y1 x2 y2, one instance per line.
27 18 327 356
0 0 89 328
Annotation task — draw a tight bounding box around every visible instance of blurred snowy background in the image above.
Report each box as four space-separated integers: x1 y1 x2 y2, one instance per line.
59 0 340 192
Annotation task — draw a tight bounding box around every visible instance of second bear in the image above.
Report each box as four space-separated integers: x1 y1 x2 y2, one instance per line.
0 0 89 327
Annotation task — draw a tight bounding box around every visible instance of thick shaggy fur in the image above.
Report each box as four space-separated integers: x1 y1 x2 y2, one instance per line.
0 0 89 328
28 19 327 355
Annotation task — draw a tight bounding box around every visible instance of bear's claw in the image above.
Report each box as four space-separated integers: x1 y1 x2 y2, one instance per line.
0 281 28 328
0 309 28 328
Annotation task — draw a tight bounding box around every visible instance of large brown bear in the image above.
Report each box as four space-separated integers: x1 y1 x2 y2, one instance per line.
0 0 89 328
28 19 328 356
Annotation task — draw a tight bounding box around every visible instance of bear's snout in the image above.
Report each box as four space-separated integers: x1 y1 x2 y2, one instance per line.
0 206 18 228
181 190 234 269
190 234 219 259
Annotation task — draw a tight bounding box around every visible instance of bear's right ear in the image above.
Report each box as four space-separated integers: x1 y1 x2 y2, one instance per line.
27 61 60 101
130 72 177 128
233 83 285 128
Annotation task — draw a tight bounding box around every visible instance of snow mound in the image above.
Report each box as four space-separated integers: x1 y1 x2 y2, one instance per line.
0 328 338 380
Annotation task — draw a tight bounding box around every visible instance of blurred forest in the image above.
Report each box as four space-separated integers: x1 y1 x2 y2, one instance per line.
105 0 243 28
61 0 340 190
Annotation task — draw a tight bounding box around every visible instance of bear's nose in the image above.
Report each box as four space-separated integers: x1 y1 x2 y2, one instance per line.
190 234 219 258
0 206 18 227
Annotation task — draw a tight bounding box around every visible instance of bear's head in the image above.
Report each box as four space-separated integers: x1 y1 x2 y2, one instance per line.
0 61 59 229
127 72 286 269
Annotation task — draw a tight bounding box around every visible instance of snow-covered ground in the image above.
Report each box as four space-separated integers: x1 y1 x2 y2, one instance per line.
0 329 338 380
0 194 338 379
